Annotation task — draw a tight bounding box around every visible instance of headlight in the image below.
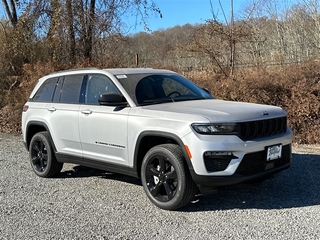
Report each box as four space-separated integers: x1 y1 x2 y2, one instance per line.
192 123 236 134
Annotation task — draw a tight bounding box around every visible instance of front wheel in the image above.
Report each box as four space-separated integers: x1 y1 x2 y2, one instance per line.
29 132 63 178
141 144 197 210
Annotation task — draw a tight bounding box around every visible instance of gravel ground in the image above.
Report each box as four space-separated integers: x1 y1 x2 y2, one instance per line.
1 133 320 240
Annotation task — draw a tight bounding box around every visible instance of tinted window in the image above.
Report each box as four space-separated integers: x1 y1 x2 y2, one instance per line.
117 73 213 106
59 75 84 103
85 74 120 104
33 78 59 102
162 78 196 96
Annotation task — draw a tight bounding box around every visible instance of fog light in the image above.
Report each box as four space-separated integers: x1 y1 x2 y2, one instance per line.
203 151 238 172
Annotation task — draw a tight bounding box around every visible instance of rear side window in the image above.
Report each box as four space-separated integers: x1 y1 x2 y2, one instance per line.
59 74 84 103
33 78 59 102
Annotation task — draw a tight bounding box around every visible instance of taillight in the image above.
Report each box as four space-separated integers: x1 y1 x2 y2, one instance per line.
23 105 29 112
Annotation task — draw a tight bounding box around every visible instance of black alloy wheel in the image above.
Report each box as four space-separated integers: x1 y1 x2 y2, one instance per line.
141 144 197 210
29 132 63 178
145 154 178 202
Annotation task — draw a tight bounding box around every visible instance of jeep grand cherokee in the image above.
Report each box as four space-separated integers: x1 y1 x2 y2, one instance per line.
22 68 293 210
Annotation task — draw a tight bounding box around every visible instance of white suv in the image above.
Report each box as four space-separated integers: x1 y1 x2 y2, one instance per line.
22 68 293 210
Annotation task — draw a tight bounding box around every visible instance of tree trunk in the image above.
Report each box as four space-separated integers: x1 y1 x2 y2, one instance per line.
66 0 76 64
84 0 96 61
1 0 18 26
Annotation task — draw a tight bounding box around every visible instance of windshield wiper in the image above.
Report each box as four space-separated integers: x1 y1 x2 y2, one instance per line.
139 97 205 106
139 99 173 106
173 97 205 102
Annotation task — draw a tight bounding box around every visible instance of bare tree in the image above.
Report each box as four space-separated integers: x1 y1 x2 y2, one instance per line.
1 0 18 26
13 0 161 64
189 0 257 76
66 0 76 63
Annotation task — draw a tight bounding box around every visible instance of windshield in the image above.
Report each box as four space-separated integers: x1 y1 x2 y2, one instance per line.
116 73 213 106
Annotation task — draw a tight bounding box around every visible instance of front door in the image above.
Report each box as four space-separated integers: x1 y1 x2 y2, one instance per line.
78 74 129 165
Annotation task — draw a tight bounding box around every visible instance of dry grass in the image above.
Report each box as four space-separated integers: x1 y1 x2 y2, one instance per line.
1 61 319 144
189 62 320 144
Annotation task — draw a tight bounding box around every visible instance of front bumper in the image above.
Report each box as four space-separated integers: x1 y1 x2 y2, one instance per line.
183 128 293 194
190 148 291 195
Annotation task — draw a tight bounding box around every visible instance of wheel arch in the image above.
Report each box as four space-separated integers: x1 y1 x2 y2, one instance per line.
133 130 193 178
25 121 55 151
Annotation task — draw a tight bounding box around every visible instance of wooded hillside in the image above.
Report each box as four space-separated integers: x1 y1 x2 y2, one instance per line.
0 0 319 144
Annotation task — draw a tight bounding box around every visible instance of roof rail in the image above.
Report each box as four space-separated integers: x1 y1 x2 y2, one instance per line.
49 67 100 75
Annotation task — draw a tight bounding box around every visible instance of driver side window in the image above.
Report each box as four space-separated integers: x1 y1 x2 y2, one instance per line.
85 74 120 104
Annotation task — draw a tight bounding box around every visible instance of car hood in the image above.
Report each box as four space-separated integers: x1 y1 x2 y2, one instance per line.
142 99 286 122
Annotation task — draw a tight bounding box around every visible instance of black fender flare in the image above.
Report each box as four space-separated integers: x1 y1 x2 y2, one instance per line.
25 121 57 152
133 130 194 176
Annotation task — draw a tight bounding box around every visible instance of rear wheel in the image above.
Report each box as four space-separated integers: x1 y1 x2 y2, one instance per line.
141 144 197 210
29 132 63 178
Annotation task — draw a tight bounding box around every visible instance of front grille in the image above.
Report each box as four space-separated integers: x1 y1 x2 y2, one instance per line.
235 144 291 176
237 117 287 141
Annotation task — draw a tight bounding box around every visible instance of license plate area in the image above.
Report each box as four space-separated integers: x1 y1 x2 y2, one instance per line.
266 144 282 161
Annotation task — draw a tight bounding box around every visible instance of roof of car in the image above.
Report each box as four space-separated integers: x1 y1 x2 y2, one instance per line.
102 68 175 75
48 68 175 76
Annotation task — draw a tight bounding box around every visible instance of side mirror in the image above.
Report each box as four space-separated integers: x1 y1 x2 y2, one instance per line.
98 93 127 107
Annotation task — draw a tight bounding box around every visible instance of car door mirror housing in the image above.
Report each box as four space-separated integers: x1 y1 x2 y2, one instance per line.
98 93 127 107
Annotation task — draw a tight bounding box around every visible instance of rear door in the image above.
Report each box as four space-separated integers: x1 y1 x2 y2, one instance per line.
46 74 84 156
78 74 129 165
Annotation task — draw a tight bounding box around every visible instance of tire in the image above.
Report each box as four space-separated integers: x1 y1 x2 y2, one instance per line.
29 132 63 178
141 144 197 210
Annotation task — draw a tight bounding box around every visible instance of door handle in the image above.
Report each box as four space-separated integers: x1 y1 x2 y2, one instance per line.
47 107 56 112
81 109 92 115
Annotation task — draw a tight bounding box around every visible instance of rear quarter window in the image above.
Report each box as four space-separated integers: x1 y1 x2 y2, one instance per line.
33 78 59 102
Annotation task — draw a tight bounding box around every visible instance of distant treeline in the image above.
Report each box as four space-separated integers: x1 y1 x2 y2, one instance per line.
1 0 320 77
